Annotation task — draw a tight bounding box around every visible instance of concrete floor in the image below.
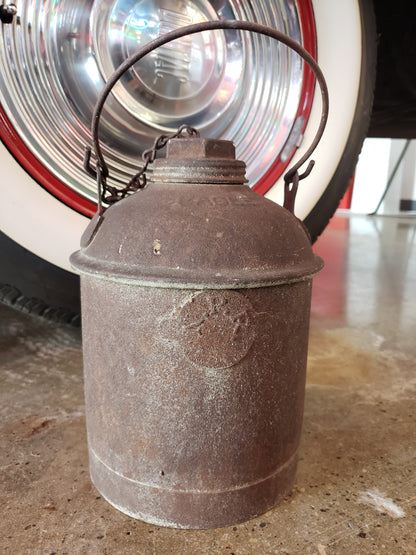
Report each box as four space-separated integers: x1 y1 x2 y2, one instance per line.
1 213 415 554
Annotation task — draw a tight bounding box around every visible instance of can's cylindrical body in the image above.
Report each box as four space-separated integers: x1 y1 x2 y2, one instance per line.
71 138 323 529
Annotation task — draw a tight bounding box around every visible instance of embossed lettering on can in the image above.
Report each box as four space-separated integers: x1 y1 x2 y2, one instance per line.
179 290 256 369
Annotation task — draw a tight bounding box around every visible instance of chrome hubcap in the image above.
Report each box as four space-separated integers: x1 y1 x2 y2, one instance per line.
0 0 305 204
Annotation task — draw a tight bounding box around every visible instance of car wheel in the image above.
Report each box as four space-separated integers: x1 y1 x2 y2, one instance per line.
0 0 376 321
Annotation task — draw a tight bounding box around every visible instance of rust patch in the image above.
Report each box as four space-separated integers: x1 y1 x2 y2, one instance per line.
2 415 57 438
27 418 56 437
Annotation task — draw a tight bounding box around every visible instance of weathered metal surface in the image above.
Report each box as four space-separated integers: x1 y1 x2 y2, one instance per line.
81 278 313 529
71 135 323 528
71 138 322 288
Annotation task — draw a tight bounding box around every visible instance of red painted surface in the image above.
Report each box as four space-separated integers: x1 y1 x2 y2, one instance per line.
311 216 350 319
338 175 355 210
0 105 97 217
253 0 317 195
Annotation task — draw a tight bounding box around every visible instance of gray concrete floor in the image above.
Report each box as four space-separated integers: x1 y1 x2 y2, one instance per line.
1 213 415 554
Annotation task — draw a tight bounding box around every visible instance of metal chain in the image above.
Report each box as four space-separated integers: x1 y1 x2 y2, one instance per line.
100 125 199 205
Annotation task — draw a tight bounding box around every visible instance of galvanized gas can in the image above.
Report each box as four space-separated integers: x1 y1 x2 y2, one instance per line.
71 135 323 529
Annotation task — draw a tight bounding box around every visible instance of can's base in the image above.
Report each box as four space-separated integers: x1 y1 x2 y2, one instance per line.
89 448 298 529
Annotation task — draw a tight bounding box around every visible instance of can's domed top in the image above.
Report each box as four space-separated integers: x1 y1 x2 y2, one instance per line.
71 137 323 288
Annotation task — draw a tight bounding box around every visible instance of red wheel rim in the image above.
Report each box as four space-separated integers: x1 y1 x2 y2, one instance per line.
253 0 316 195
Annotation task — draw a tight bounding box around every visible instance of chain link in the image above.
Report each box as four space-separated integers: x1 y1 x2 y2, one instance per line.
101 125 199 205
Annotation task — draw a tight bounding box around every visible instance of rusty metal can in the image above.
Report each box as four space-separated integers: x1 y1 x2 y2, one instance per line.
71 136 323 529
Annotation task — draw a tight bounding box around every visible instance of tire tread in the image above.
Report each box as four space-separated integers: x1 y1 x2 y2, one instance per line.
0 283 81 326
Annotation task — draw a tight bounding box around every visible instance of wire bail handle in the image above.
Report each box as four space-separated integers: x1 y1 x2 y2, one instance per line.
84 20 329 215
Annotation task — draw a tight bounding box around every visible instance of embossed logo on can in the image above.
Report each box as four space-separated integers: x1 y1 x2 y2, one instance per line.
179 291 256 369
